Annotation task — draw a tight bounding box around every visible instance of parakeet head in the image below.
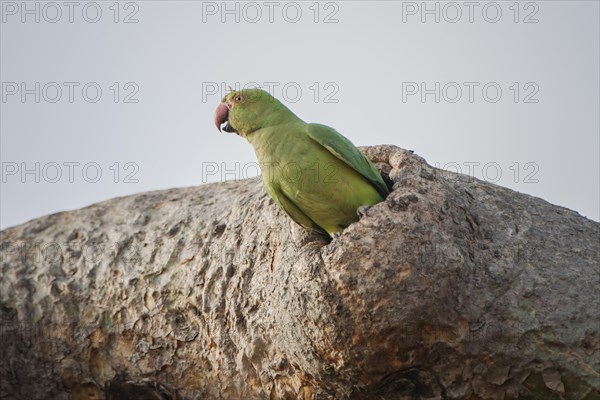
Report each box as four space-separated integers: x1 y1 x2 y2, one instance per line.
215 88 294 137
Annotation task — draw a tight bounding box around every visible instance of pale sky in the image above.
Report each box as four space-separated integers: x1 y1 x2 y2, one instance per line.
1 1 599 229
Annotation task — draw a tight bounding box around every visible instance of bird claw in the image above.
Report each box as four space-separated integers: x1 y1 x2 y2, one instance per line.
357 205 371 218
332 232 342 240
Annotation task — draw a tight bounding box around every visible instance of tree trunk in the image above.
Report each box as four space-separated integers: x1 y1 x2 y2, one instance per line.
1 145 598 400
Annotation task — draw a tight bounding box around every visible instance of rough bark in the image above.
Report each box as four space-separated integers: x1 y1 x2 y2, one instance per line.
0 145 598 400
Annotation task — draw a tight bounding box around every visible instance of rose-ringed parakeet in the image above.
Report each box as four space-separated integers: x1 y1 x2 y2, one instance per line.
214 88 389 238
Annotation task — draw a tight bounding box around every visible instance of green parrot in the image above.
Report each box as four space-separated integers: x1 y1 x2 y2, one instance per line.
214 88 389 238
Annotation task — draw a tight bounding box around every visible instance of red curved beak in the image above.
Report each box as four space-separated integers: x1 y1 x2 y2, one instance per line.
215 102 229 132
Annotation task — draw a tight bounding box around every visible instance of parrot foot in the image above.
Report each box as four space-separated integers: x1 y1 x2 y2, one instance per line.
332 232 342 240
357 205 371 218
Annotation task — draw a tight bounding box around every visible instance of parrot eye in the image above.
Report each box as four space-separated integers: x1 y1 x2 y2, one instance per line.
234 94 245 103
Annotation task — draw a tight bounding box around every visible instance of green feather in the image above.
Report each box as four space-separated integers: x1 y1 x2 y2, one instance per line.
306 123 390 198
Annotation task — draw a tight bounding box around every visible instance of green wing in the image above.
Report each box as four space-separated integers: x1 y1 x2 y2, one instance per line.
306 124 390 198
265 182 329 238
